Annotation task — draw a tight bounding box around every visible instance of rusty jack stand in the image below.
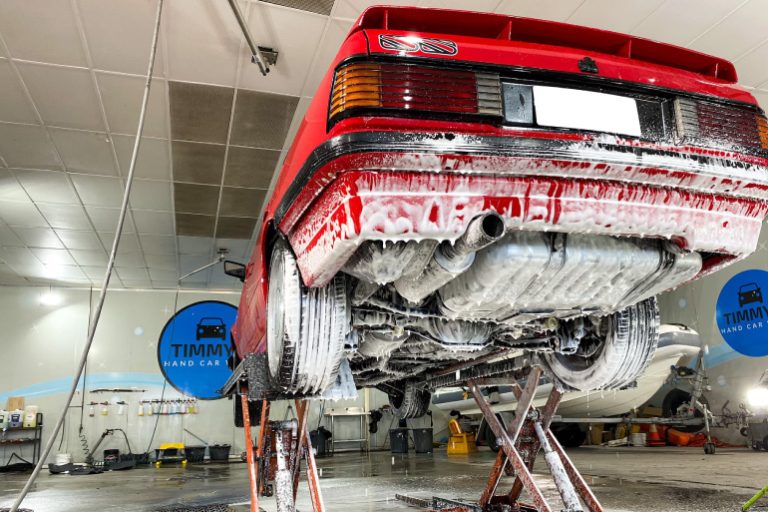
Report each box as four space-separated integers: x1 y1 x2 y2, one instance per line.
239 389 325 512
396 367 604 512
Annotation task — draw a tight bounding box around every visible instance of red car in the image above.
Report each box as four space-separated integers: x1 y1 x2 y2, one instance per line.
228 6 768 418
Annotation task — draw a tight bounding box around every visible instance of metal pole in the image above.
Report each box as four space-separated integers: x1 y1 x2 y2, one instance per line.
241 392 259 512
226 0 269 75
8 2 164 509
534 422 583 512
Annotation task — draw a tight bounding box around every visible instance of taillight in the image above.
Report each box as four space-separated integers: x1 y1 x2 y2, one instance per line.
674 97 768 154
329 61 502 125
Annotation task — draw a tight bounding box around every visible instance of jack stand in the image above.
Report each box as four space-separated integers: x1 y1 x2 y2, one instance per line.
239 390 325 512
397 367 604 512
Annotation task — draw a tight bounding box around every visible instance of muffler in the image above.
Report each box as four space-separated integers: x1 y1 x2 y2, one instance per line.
394 212 505 303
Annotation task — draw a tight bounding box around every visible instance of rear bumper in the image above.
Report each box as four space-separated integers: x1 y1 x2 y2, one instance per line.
278 131 768 287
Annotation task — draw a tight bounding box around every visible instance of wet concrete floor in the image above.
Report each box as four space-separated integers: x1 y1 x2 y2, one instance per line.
0 446 764 511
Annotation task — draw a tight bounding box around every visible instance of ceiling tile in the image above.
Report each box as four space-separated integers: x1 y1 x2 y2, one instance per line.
69 249 108 266
17 63 105 131
97 231 140 253
149 267 178 281
172 141 225 185
418 0 497 10
219 188 264 217
116 267 150 281
114 251 145 267
302 18 353 97
494 0 584 21
0 60 37 124
0 264 27 285
238 4 327 97
631 0 743 47
216 216 257 239
97 73 168 138
0 124 61 170
169 81 233 144
49 128 117 175
216 238 250 259
112 136 171 181
77 0 166 76
333 0 413 20
51 265 88 282
132 210 174 235
85 207 135 233
0 246 39 269
129 180 173 212
0 200 48 228
145 256 176 275
688 0 768 60
180 253 213 274
14 169 78 203
0 224 25 247
176 213 215 237
165 0 241 86
282 96 311 151
178 235 214 254
174 183 220 215
70 175 124 207
734 42 768 88
0 0 87 66
30 247 76 266
55 229 103 250
230 90 298 149
566 0 666 33
38 203 92 230
140 234 175 255
752 90 768 109
81 265 108 280
0 169 30 202
14 227 64 248
262 0 334 15
224 146 279 188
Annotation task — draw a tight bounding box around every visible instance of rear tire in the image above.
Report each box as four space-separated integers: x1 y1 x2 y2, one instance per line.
539 297 660 391
389 381 431 419
267 238 349 395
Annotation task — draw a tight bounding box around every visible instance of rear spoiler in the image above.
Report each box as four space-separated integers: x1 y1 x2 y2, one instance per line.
352 6 737 83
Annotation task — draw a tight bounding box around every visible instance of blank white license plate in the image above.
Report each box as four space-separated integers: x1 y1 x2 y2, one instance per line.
533 85 641 137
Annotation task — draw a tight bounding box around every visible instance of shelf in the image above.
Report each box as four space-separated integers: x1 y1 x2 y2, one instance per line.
0 439 36 444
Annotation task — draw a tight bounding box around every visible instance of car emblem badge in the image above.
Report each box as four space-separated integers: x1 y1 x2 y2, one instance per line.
578 56 599 74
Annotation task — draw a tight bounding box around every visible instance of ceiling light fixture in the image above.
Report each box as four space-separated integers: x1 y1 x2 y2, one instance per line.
39 288 62 307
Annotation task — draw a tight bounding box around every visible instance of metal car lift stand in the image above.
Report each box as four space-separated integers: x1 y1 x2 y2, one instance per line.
397 367 604 512
239 387 325 512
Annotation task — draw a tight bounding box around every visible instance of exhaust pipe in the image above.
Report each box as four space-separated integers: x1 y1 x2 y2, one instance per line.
394 213 505 303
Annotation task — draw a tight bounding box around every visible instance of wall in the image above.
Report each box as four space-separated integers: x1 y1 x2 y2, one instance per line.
657 222 768 444
0 285 407 465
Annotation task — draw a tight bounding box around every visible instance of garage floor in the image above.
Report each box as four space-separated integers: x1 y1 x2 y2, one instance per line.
0 447 763 512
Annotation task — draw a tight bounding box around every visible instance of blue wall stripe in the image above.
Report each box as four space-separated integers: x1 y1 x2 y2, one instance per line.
0 373 166 404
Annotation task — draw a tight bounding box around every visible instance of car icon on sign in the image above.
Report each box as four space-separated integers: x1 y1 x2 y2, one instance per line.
196 317 227 340
738 283 763 307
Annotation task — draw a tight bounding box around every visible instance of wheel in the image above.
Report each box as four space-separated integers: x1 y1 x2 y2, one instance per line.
267 238 349 395
539 297 660 391
762 435 768 451
388 381 431 419
661 389 707 433
704 442 716 455
481 414 504 452
552 423 587 448
754 441 764 451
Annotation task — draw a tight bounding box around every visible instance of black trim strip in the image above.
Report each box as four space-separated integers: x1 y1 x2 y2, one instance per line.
273 130 764 225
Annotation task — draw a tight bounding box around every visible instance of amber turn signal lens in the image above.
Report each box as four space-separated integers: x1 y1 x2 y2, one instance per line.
329 61 502 125
757 114 768 150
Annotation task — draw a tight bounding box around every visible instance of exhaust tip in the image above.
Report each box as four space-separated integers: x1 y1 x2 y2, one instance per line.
481 213 505 239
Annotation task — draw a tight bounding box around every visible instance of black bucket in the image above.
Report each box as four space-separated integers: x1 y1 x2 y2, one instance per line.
209 444 231 462
413 428 433 454
389 428 408 454
185 445 206 463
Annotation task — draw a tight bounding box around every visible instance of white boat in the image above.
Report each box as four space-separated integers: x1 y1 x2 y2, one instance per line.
432 324 701 418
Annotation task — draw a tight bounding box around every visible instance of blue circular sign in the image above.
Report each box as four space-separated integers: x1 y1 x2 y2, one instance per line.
716 269 768 357
157 300 237 399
